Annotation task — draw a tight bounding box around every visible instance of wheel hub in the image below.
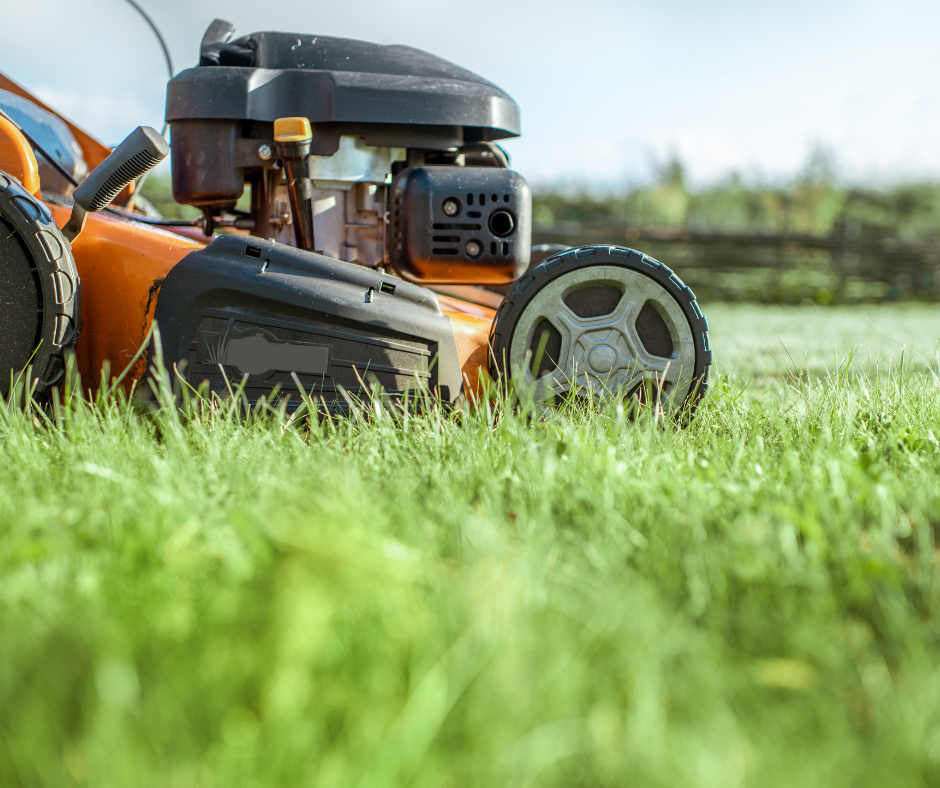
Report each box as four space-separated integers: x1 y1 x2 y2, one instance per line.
588 342 617 374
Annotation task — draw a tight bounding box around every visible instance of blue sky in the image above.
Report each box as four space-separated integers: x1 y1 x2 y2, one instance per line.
4 0 940 187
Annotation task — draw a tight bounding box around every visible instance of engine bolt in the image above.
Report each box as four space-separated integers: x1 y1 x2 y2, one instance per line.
442 199 459 216
258 144 274 161
465 240 483 259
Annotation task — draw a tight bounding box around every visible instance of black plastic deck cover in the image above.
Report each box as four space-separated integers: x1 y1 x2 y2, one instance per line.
151 235 464 407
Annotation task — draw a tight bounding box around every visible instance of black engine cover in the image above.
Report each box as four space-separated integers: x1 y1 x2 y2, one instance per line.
151 235 463 409
167 25 520 157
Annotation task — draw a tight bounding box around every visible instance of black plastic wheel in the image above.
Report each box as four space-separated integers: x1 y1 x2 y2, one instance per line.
489 245 711 418
0 173 81 399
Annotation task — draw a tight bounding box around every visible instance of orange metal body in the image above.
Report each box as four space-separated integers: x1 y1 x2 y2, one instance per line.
446 309 493 395
0 114 40 197
437 295 494 395
45 205 203 390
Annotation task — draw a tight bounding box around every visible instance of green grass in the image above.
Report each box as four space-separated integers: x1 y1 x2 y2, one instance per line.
4 305 940 787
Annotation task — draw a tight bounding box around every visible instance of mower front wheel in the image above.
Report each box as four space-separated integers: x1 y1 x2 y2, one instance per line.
488 245 711 419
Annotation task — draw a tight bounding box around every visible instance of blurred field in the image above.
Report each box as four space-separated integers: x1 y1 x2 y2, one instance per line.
4 305 940 787
533 154 940 241
709 303 940 381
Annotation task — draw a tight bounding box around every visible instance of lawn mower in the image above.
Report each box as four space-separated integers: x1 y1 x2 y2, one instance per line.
0 18 711 416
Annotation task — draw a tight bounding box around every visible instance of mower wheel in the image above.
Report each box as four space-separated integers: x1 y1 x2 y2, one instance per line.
0 173 81 399
488 245 711 419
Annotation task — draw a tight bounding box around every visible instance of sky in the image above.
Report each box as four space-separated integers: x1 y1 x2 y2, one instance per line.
3 0 940 188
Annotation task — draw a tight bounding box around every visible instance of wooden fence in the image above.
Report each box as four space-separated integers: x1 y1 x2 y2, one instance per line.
532 223 940 303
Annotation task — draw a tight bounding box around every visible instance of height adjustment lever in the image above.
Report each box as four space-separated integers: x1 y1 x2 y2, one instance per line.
62 125 169 242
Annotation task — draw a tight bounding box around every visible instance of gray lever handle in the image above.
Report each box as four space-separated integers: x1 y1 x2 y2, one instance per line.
73 126 169 212
62 126 169 242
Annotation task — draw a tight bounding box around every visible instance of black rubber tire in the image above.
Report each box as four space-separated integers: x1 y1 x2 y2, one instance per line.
488 245 711 418
0 172 81 399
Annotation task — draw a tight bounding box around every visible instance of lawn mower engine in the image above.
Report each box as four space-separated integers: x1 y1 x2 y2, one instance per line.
168 20 530 284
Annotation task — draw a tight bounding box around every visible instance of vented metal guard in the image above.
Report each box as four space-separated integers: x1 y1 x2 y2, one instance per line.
389 165 531 285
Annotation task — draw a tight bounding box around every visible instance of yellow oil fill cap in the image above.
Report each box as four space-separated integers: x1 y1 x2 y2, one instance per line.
274 117 312 143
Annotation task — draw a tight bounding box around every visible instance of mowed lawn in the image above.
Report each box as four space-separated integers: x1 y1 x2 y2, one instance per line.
4 304 940 788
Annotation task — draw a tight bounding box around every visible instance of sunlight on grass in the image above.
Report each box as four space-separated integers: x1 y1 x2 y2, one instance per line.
3 307 940 787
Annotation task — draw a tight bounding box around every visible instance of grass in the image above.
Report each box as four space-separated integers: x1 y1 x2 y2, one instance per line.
4 305 940 787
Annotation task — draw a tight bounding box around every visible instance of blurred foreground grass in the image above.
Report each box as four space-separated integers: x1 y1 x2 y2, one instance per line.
4 306 940 787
